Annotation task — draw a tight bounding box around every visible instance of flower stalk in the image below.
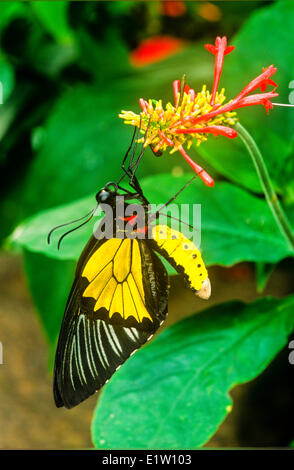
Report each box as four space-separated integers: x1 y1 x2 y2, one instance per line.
236 122 294 252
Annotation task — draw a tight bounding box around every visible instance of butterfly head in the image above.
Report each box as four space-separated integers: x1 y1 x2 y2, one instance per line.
96 182 118 205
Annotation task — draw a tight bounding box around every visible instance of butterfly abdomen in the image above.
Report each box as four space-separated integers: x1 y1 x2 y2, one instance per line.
151 225 210 298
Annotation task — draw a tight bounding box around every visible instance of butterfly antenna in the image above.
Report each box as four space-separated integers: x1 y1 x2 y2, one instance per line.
156 211 199 233
149 175 197 222
47 208 96 245
57 212 95 250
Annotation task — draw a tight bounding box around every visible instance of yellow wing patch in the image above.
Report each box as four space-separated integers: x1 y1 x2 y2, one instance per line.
152 225 208 292
81 239 152 323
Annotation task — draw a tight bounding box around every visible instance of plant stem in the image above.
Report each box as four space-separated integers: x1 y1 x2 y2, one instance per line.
236 122 294 252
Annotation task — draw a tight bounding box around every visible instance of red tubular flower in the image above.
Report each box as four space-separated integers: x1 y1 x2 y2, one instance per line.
139 98 149 114
178 146 215 187
205 36 234 106
173 80 180 106
228 91 278 114
173 80 195 106
158 129 174 146
174 125 238 138
188 88 196 101
234 65 278 100
181 66 279 126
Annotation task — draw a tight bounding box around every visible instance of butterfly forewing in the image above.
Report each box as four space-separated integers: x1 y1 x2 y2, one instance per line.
53 236 168 409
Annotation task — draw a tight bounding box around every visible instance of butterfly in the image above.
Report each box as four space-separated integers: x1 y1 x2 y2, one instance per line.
50 172 211 409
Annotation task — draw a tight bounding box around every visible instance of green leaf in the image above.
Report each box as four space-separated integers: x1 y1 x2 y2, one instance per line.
30 41 78 78
0 59 15 103
30 1 74 45
92 295 294 449
77 29 131 80
9 174 294 266
106 1 137 15
0 2 26 34
196 1 294 196
23 250 75 348
140 175 294 266
255 262 275 293
8 194 94 261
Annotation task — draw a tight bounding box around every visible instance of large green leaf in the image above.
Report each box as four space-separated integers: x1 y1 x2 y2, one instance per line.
196 1 294 197
141 174 294 266
30 1 74 45
23 250 75 347
10 174 293 266
76 28 132 80
255 262 275 293
0 2 26 34
8 194 94 261
0 59 14 103
92 295 294 449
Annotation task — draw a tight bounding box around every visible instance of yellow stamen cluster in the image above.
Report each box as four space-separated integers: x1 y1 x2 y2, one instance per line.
118 86 238 154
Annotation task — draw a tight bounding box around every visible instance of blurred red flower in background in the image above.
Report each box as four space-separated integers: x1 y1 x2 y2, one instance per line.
130 36 186 67
161 1 187 17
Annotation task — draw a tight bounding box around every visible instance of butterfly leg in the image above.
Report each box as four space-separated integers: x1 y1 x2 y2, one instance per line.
120 126 139 180
126 116 151 184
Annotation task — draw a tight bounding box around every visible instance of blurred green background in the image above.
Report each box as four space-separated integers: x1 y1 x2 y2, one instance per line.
0 0 294 449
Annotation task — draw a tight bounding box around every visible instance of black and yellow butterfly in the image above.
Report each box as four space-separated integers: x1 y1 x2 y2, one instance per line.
52 175 210 409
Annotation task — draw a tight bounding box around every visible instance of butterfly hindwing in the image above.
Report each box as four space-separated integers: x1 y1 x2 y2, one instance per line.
53 235 168 409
